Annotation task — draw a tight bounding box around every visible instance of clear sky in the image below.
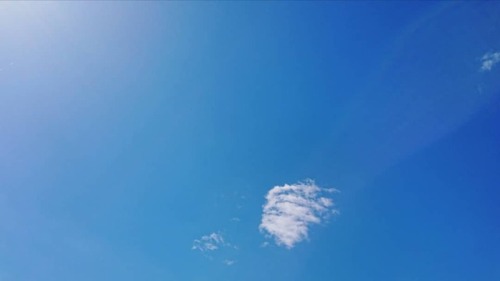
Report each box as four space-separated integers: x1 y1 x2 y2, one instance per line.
1 1 499 280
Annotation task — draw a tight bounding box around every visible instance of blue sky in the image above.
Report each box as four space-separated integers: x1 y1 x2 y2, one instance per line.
1 1 499 280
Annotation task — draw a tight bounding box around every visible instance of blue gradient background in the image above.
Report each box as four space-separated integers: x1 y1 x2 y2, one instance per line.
0 2 499 280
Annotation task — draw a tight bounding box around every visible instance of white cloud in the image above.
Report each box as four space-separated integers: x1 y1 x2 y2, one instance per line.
259 179 338 249
223 259 236 266
192 232 226 252
480 51 500 71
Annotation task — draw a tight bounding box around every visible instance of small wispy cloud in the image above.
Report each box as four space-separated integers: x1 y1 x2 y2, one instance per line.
480 51 500 71
192 232 227 252
192 232 239 265
259 179 338 249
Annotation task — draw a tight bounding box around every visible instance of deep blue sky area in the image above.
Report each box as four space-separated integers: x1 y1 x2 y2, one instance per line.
0 2 499 281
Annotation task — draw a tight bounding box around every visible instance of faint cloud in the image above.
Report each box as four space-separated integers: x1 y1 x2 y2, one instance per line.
0 62 14 73
480 51 500 71
192 232 226 252
230 217 241 222
223 259 236 266
259 179 338 249
260 241 270 248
